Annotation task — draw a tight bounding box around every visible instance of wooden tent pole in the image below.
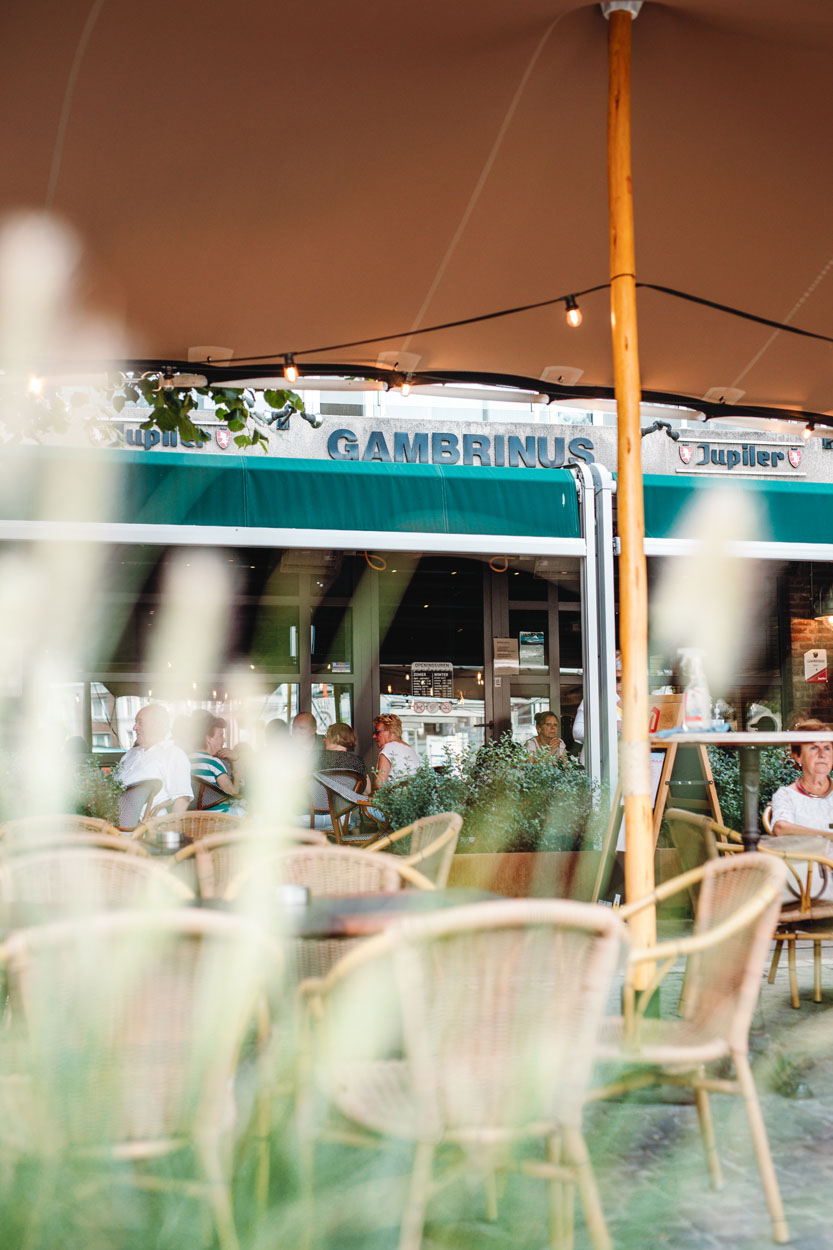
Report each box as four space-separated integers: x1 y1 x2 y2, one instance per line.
605 4 655 959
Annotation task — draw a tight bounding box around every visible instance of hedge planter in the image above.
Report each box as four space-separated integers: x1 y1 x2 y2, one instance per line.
448 849 684 903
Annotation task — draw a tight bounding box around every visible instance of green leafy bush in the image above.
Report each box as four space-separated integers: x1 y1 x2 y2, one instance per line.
707 746 797 832
367 753 469 836
71 760 124 825
370 735 599 854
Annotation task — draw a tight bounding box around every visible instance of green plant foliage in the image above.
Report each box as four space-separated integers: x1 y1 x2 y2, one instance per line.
707 745 798 832
14 373 307 451
368 753 470 839
370 734 599 854
72 760 124 824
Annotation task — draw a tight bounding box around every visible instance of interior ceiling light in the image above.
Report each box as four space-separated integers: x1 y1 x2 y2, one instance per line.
540 365 585 387
814 585 833 625
564 296 583 328
702 387 745 405
187 345 233 364
377 350 422 374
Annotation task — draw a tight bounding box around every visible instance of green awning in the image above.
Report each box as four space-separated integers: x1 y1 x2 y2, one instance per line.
0 446 581 540
643 474 833 545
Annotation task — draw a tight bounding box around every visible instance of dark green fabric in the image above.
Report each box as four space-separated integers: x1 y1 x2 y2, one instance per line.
0 446 581 539
643 473 833 544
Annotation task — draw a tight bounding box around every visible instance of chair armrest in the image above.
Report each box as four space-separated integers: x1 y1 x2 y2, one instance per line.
395 863 436 891
760 845 833 912
628 881 781 967
622 879 782 1037
364 823 412 852
617 863 709 920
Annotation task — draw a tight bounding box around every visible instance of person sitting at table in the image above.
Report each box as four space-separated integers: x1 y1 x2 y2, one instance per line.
769 719 833 837
190 711 241 812
573 650 622 762
117 703 193 817
763 718 833 902
526 710 566 759
319 722 369 792
292 712 325 756
372 714 419 790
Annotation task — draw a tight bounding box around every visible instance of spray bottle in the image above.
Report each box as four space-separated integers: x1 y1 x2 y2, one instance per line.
679 648 711 731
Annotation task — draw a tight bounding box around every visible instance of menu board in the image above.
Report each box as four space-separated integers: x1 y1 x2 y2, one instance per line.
493 637 520 675
519 630 545 668
411 661 454 698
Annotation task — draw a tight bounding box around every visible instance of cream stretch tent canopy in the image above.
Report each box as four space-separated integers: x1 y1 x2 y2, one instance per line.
4 0 833 425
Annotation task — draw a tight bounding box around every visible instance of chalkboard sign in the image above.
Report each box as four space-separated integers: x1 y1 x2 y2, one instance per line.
411 662 454 698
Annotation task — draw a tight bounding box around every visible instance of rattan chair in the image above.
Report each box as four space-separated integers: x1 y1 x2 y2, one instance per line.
310 771 385 842
0 814 118 841
594 853 790 1245
1 828 150 857
190 772 236 812
0 908 282 1249
0 847 193 907
225 844 433 985
308 770 370 841
668 807 833 1008
300 899 623 1250
118 779 162 832
365 812 463 887
175 829 327 899
135 810 246 847
225 843 434 902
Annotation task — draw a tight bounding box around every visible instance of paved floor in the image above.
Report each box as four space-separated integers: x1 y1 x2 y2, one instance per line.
8 929 832 1250
305 937 833 1250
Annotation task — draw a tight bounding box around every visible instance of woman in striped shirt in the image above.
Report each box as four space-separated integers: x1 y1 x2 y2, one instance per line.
190 711 241 812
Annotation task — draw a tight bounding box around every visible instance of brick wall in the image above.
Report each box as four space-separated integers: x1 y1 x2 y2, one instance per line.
787 564 833 722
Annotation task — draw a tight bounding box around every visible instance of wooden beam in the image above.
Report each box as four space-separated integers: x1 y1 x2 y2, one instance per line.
606 7 655 959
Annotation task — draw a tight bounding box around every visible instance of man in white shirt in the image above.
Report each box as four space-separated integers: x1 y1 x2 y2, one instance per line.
117 704 193 815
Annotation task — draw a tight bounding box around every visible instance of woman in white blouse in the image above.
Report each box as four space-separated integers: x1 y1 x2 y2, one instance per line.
770 719 833 836
526 711 566 759
765 718 833 902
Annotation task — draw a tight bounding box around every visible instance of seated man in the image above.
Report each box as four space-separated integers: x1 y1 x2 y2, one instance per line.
117 704 193 817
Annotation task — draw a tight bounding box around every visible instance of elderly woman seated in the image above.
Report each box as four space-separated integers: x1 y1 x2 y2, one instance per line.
190 711 242 813
319 722 369 792
761 717 833 899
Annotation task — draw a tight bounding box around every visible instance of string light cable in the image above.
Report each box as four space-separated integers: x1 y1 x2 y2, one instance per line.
227 280 833 366
34 283 833 431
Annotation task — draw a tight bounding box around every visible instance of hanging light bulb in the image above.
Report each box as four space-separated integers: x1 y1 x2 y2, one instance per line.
564 296 583 328
283 354 298 383
401 374 412 397
27 374 44 396
802 422 815 441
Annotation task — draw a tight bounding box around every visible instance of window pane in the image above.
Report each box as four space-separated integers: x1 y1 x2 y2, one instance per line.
311 606 352 674
508 610 549 670
312 682 353 732
380 679 485 762
379 558 483 667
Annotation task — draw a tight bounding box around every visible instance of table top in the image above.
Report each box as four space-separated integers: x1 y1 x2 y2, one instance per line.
0 888 502 943
651 731 833 747
294 887 501 938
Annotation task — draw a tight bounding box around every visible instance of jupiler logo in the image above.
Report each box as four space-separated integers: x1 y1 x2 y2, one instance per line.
215 429 231 449
788 447 802 468
678 444 693 464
